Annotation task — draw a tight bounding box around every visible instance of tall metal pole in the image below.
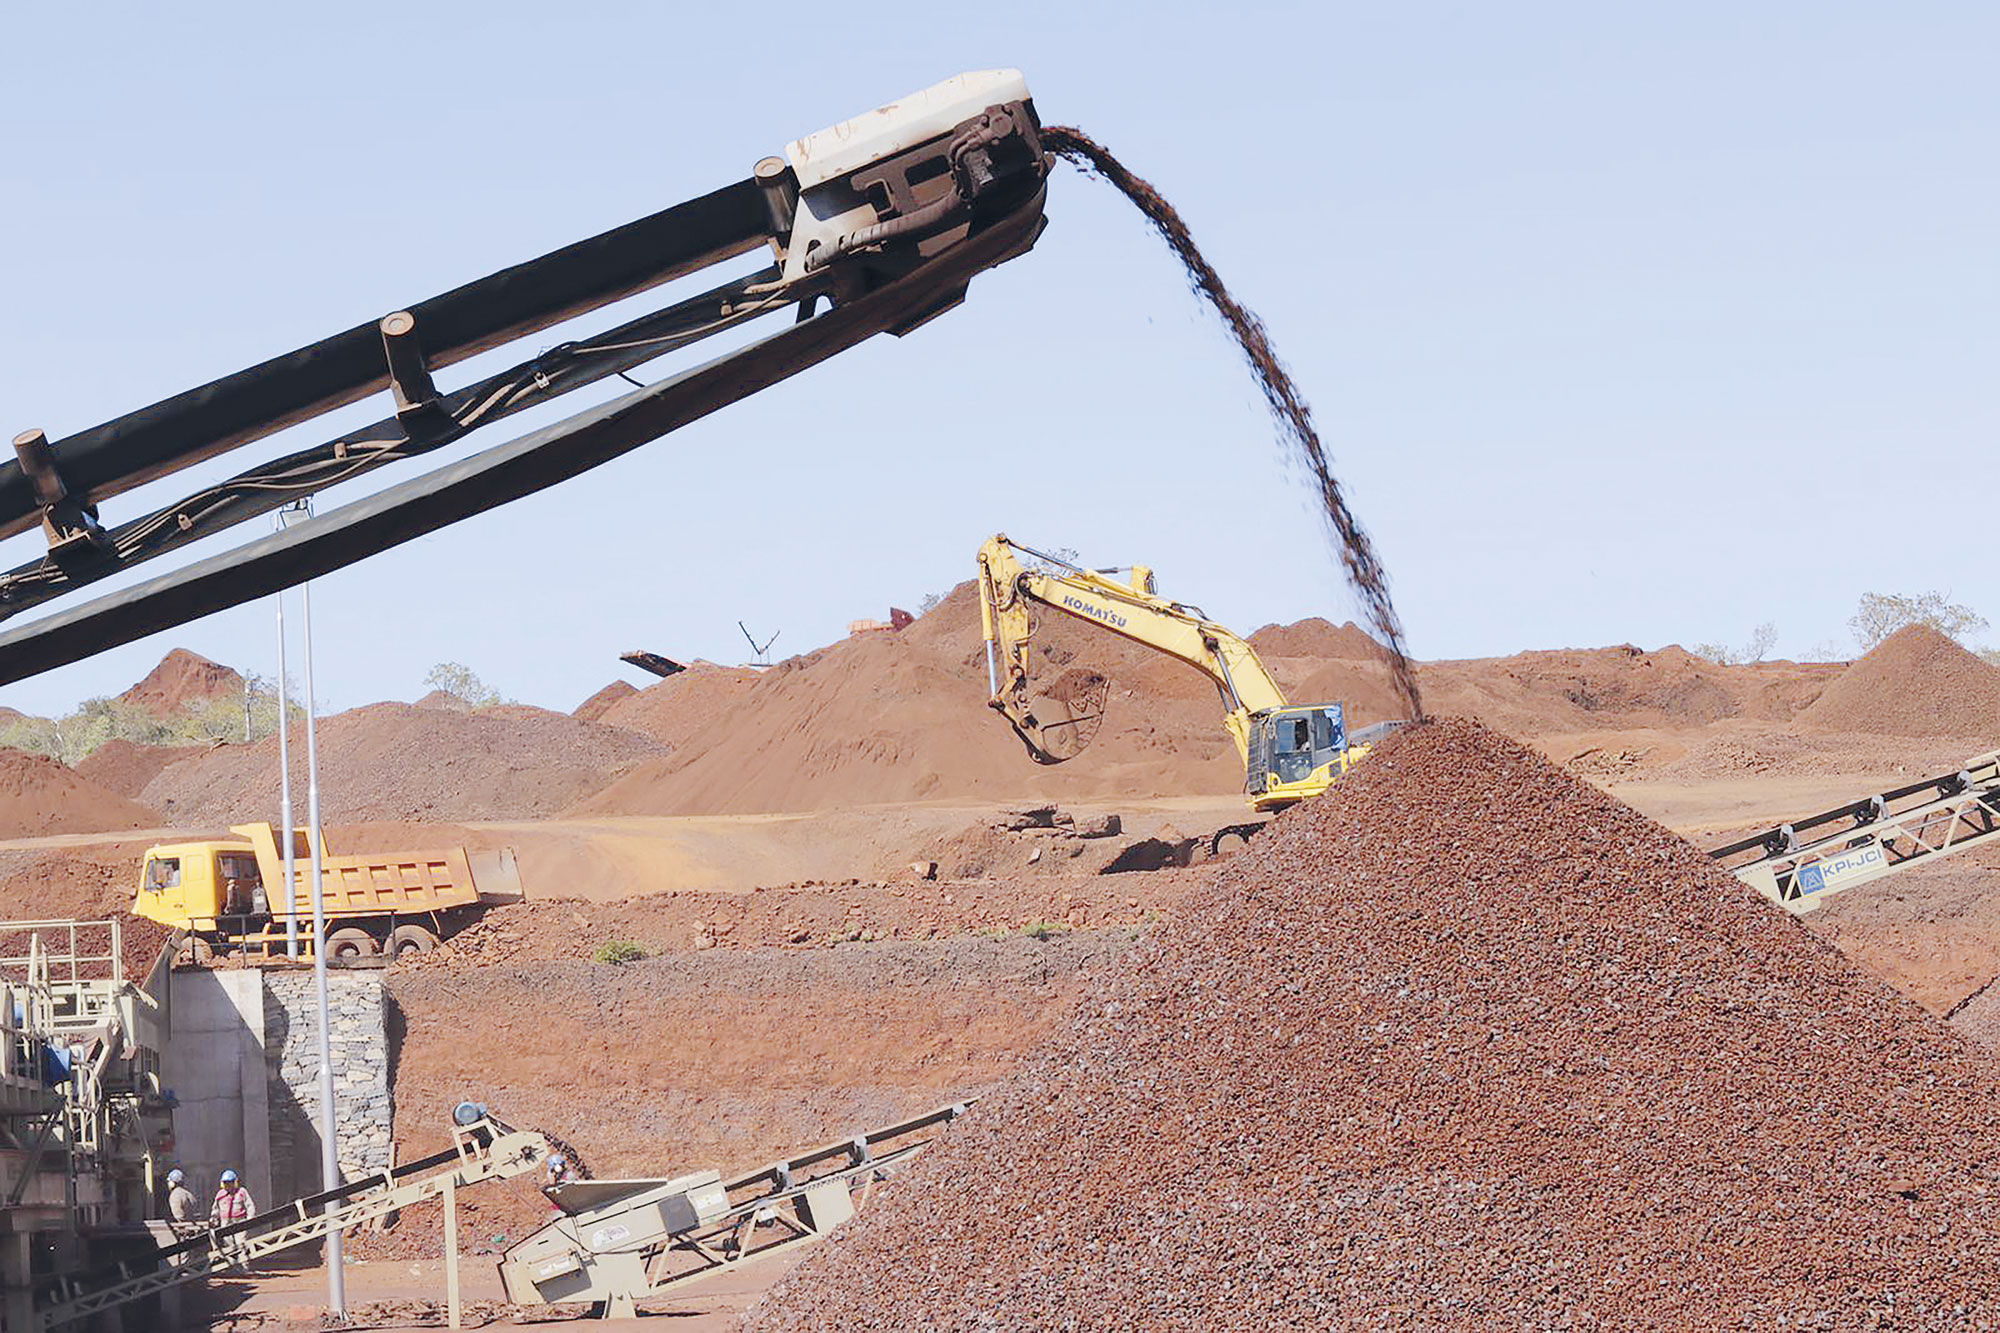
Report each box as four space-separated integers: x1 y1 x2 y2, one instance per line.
275 580 297 959
300 569 345 1314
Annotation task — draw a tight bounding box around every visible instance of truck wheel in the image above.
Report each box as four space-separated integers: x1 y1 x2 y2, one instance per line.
326 928 378 961
387 924 438 959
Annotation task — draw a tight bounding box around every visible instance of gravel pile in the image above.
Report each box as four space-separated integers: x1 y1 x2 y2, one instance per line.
0 749 160 838
74 738 201 798
140 702 663 824
753 718 2000 1328
1799 624 2000 736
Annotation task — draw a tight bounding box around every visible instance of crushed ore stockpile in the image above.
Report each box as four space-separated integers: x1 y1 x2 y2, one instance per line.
1040 126 1421 720
0 750 160 839
571 678 637 722
755 720 2000 1329
592 661 763 748
1798 624 2000 737
140 701 662 824
1246 616 1386 661
73 737 201 798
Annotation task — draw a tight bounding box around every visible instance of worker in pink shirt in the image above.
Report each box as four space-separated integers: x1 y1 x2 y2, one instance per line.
211 1169 256 1225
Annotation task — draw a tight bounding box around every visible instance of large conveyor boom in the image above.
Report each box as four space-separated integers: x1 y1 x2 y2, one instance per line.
1709 751 2000 913
0 71 1051 685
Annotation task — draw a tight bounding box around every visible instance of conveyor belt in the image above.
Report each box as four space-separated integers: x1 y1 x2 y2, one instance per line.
38 1115 550 1329
499 1100 973 1318
0 182 772 543
0 186 1044 687
1709 751 2000 913
0 71 1050 683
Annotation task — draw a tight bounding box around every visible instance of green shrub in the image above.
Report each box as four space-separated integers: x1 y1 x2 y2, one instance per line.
593 939 647 965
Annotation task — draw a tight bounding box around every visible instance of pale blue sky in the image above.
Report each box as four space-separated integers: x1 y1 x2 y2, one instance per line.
3 3 1994 716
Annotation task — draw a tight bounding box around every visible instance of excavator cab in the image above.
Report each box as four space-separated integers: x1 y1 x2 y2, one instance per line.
1248 704 1349 805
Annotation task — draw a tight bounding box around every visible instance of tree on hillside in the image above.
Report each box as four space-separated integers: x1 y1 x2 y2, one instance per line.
1849 592 1988 653
1027 545 1083 573
423 662 504 708
1692 621 1776 666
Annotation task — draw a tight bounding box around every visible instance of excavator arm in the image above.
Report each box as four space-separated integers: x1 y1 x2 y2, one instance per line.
977 534 1289 766
0 72 1051 687
975 533 1392 818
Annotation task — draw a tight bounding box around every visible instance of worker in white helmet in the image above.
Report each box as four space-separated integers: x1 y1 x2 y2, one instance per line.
211 1169 256 1225
543 1153 575 1215
165 1169 198 1225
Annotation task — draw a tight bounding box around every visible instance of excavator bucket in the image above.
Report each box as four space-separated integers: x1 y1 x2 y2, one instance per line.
470 847 526 904
1001 668 1110 764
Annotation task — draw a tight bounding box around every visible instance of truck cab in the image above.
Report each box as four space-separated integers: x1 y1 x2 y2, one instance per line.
132 825 315 932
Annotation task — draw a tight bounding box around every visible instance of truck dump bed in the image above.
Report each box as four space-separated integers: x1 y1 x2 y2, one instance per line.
237 825 523 916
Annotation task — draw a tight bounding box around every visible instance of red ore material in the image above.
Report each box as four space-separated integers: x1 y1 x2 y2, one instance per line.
751 718 2000 1329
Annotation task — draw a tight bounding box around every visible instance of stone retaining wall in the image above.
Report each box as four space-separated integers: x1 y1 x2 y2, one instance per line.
263 971 393 1202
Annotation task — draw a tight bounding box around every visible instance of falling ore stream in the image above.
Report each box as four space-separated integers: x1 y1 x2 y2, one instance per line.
1039 125 1424 720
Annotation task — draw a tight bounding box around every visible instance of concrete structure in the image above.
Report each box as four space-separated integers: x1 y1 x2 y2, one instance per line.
163 968 392 1213
164 970 273 1210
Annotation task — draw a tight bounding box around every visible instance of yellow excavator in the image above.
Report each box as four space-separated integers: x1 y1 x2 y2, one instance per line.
976 534 1402 823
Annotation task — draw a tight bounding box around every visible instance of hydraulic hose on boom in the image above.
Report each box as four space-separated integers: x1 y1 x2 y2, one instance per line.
0 72 1053 686
977 533 1397 818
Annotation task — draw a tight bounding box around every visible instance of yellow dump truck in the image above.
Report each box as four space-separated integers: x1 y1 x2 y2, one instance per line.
132 822 523 962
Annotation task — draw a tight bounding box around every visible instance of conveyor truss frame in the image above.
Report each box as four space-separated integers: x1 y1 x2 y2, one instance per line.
1708 750 2000 913
499 1100 973 1318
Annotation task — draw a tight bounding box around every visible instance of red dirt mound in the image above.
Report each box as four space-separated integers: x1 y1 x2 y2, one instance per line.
1419 644 1835 735
1289 658 1414 729
139 702 663 824
755 719 2000 1328
1797 624 2000 736
0 750 160 840
574 583 1246 816
572 679 637 722
1247 616 1381 660
74 739 202 799
593 663 762 749
0 841 155 920
576 584 1844 816
412 689 471 712
116 648 243 718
